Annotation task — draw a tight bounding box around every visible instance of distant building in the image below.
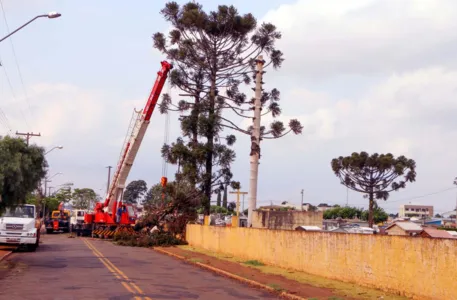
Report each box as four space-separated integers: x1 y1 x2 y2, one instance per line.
385 221 423 236
399 204 434 218
317 203 333 212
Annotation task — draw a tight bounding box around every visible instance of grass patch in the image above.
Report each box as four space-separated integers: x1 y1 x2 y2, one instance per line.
243 260 265 266
189 258 203 263
178 245 407 300
267 283 283 292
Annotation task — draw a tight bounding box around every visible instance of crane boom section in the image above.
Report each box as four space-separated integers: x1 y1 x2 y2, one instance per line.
103 61 172 214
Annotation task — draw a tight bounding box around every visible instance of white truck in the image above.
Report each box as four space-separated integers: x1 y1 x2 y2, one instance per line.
0 204 40 251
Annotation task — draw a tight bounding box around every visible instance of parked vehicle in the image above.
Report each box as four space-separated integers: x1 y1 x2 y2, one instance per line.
45 209 70 234
0 204 40 251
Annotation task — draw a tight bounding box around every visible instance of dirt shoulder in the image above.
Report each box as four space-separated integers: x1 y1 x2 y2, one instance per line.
155 245 408 300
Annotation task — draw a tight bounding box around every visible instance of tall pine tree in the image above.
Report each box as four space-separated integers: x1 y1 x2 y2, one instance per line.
154 2 302 215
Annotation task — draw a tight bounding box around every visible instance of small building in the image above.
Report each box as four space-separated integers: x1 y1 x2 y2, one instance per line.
420 228 457 239
295 225 322 232
399 204 433 218
385 221 423 236
317 203 333 212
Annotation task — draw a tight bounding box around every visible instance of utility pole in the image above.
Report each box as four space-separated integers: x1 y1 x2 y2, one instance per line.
230 190 248 217
15 131 40 146
242 193 246 213
301 189 304 211
106 166 112 194
248 55 264 227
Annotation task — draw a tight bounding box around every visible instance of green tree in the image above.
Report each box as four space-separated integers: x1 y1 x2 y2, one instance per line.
361 206 389 224
143 182 173 208
308 204 318 212
323 206 364 220
55 187 72 203
210 205 228 214
331 152 416 227
0 136 47 212
154 2 302 215
72 188 96 210
123 180 148 204
44 196 60 216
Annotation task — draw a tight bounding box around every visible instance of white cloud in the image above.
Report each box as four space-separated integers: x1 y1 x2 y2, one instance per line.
250 67 457 212
262 0 457 77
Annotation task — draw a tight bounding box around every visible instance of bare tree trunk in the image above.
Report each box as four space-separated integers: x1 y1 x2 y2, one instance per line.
247 56 264 227
203 77 216 216
368 193 374 228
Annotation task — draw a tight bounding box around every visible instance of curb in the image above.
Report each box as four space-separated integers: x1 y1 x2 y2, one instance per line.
154 248 306 300
0 251 12 263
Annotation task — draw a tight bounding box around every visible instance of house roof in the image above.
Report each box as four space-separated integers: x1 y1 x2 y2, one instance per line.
295 226 322 231
386 221 423 232
422 228 456 239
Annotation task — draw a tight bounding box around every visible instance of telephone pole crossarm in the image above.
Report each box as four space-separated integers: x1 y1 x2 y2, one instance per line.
16 131 41 146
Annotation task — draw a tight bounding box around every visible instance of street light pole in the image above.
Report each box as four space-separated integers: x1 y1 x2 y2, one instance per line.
42 172 62 218
0 12 61 43
45 145 63 155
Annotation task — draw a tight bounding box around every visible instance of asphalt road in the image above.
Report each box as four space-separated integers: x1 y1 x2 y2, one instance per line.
0 235 279 300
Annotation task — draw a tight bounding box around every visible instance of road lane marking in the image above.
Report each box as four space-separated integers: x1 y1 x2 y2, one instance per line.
84 239 145 295
83 239 152 300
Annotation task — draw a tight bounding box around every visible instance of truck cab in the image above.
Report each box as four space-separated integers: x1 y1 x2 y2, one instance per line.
70 209 87 231
0 204 40 251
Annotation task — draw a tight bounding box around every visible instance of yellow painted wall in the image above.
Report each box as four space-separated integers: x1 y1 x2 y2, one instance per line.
252 210 323 230
186 225 457 300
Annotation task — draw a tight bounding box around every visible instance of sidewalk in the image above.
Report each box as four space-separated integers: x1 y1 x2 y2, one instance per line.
0 247 13 262
155 246 408 300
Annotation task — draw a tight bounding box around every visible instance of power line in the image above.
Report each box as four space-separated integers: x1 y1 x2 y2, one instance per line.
0 0 32 130
385 187 457 204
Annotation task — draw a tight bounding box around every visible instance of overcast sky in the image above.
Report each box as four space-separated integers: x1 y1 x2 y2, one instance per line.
1 0 457 215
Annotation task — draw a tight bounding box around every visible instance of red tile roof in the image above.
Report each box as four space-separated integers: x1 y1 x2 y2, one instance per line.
422 228 457 239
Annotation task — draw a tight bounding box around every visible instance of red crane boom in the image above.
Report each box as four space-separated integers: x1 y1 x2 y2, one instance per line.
85 61 173 228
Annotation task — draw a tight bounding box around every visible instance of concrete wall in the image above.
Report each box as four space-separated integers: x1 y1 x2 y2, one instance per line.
252 210 323 230
186 225 457 300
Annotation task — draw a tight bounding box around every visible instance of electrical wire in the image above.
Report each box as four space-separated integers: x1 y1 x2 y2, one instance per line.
384 186 457 204
0 0 32 130
0 58 13 134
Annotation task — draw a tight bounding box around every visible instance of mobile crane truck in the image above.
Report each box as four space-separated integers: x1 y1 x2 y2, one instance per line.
74 61 173 238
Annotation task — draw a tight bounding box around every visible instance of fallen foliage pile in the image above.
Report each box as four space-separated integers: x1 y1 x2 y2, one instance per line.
113 230 187 247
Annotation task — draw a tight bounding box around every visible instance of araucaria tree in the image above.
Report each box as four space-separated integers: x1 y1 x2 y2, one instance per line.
331 152 416 227
153 2 302 215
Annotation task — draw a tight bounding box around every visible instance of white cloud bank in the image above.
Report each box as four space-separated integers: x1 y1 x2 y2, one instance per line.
233 0 457 213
